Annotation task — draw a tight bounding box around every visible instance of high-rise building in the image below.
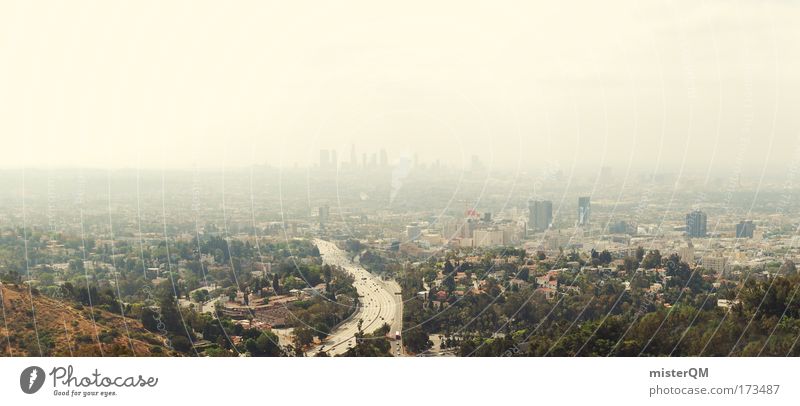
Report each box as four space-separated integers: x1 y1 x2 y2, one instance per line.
350 144 357 167
578 196 591 226
735 220 755 238
319 149 330 168
678 245 695 263
528 200 553 232
473 229 506 247
319 205 330 228
703 254 727 274
406 223 421 241
379 149 388 167
331 150 338 170
470 155 483 172
609 220 635 235
686 210 707 237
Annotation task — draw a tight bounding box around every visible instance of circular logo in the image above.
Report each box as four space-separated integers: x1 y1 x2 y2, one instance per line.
20 366 45 394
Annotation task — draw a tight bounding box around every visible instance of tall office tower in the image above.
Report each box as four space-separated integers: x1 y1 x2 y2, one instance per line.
331 150 338 170
528 200 553 232
319 205 330 228
406 223 421 241
470 155 486 172
527 200 534 230
578 196 591 226
320 149 330 168
350 144 357 167
735 220 755 238
379 149 388 167
686 210 708 237
362 153 367 168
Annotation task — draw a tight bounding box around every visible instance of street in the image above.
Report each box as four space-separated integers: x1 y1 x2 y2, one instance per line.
311 239 403 356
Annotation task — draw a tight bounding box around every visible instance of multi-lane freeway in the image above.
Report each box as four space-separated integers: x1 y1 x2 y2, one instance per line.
311 239 403 356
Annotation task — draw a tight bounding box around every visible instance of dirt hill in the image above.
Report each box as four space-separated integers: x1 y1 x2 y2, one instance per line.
0 283 171 356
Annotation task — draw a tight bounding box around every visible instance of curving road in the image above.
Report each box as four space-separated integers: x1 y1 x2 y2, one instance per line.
311 239 402 356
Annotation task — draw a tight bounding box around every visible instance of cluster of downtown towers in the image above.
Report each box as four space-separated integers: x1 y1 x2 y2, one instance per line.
527 198 755 239
526 197 590 232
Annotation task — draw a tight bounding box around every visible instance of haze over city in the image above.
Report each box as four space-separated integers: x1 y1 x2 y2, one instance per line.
2 0 799 173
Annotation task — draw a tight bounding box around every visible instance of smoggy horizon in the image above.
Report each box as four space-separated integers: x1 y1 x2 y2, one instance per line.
2 1 799 175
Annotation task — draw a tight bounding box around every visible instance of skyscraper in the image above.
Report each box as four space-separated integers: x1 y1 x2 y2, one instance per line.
319 205 330 228
406 223 421 241
379 149 388 167
319 149 330 168
736 220 755 238
686 210 707 237
578 196 591 226
528 200 553 232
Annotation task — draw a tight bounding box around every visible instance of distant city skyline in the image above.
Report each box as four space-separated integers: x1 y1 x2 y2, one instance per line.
2 1 800 173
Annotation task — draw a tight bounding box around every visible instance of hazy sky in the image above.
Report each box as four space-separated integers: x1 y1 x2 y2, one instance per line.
1 1 798 172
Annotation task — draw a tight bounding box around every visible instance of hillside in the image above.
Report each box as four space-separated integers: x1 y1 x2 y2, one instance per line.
0 283 172 356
